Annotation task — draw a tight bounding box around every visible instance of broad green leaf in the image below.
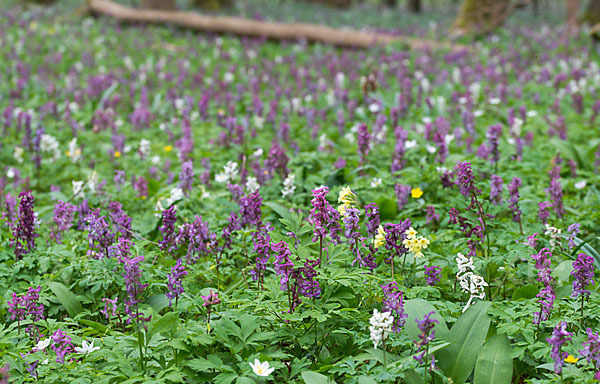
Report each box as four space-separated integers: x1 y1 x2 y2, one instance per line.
149 312 179 339
301 371 335 384
404 299 448 341
358 376 378 384
474 334 513 384
49 282 83 317
78 319 108 334
511 284 538 300
553 261 574 283
264 202 293 223
437 301 492 384
146 294 170 313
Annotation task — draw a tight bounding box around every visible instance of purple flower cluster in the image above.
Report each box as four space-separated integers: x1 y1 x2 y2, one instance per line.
100 297 118 319
108 201 132 238
580 328 600 371
51 329 74 364
121 254 149 324
489 174 503 205
86 209 115 259
296 259 321 299
381 281 408 332
486 123 502 164
308 187 341 244
364 203 380 238
413 311 439 370
179 160 194 196
176 215 214 262
166 258 188 306
357 123 370 165
239 191 263 231
383 219 412 262
7 286 44 325
10 191 38 260
537 201 552 224
571 252 595 299
272 240 294 291
394 184 411 211
424 265 441 286
531 248 555 325
159 206 178 253
51 201 76 243
251 232 270 285
425 205 439 224
454 161 480 198
546 166 564 218
567 223 580 250
507 177 522 224
546 321 572 374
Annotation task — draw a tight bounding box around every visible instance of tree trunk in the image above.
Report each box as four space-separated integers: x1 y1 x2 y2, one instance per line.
451 0 511 35
582 0 600 24
142 0 175 10
300 0 353 8
407 0 421 13
87 0 470 51
385 0 397 8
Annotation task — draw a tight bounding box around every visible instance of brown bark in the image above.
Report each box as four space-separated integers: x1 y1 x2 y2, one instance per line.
193 0 233 10
87 0 469 51
407 0 421 13
451 0 512 35
582 0 600 24
567 0 581 29
142 0 175 10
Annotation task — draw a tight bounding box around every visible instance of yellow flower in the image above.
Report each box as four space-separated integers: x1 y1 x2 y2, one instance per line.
411 187 423 199
374 225 386 248
418 237 430 248
337 204 347 217
338 186 357 206
114 151 121 158
66 150 71 156
405 227 417 239
141 195 147 200
164 145 173 152
564 355 579 364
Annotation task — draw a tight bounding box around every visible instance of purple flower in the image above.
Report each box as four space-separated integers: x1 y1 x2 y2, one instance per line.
486 124 502 164
2 193 18 229
424 266 441 286
571 253 595 299
100 298 118 319
489 175 503 205
394 184 411 211
364 203 380 238
454 162 480 198
507 177 522 223
10 191 38 260
179 160 194 196
532 248 555 325
308 187 341 244
425 205 439 224
567 223 580 250
580 328 600 370
343 207 361 243
297 259 321 299
108 201 132 238
413 311 439 369
121 254 149 325
176 215 214 262
547 321 572 374
546 167 564 218
251 232 271 284
114 170 126 191
537 201 552 224
22 286 44 322
201 290 221 307
526 233 539 248
51 329 74 364
239 191 263 231
51 201 76 243
272 240 295 291
159 206 178 253
266 142 289 178
381 281 408 332
86 210 115 259
166 258 188 306
357 123 370 166
383 220 412 263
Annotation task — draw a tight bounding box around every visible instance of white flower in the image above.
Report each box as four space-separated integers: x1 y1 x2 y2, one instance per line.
370 178 382 188
281 174 296 198
489 97 501 105
575 180 587 189
87 171 99 193
67 138 82 163
72 180 84 198
41 359 49 365
473 110 484 117
245 177 259 193
139 139 151 158
252 148 263 158
6 168 15 179
405 140 417 149
426 144 437 154
526 110 538 117
455 253 487 312
35 338 52 351
249 359 274 377
75 340 100 355
215 161 238 184
368 103 381 113
369 309 394 349
455 253 473 275
151 155 161 165
14 146 24 163
41 134 61 160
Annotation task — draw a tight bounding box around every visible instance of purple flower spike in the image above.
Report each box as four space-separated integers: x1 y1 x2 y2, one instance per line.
547 321 572 374
166 258 188 306
571 253 595 299
10 191 38 260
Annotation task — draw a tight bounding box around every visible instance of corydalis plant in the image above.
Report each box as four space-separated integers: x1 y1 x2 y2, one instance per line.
531 248 555 328
571 252 595 320
547 321 572 375
309 186 341 264
10 191 38 261
166 258 188 307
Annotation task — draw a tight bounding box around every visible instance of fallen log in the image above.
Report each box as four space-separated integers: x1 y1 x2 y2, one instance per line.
87 0 468 52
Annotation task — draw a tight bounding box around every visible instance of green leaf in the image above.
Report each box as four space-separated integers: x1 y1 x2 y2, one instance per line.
404 299 449 341
553 261 574 283
358 376 378 384
511 284 538 300
149 312 179 339
146 294 170 313
264 202 293 223
77 319 108 334
49 282 83 318
474 334 513 384
301 371 335 384
437 301 492 384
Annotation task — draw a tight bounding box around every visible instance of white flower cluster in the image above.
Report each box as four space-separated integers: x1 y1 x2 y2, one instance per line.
369 309 394 349
215 161 238 184
67 138 82 163
139 138 151 159
544 224 562 249
155 187 185 216
245 176 259 193
456 253 488 313
281 174 295 198
41 134 61 161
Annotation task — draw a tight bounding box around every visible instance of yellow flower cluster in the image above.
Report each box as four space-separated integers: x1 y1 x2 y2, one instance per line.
402 227 430 258
337 186 358 216
374 225 386 248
